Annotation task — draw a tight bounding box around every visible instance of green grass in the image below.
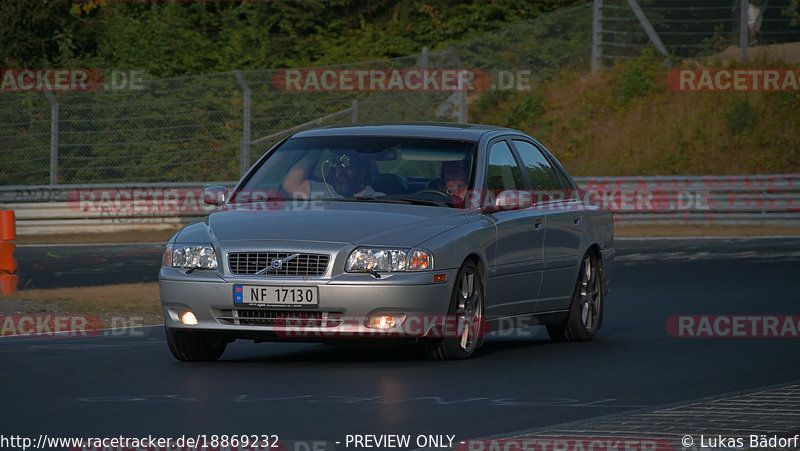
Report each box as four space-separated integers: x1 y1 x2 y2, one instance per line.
470 49 800 176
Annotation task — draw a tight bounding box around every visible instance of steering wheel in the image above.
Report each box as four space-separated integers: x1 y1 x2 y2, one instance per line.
414 189 455 202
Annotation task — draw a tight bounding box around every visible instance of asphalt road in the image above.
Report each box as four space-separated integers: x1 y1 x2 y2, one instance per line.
2 238 799 449
15 243 163 289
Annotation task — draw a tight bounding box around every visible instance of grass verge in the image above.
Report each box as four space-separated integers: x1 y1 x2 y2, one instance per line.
0 282 163 329
470 44 800 176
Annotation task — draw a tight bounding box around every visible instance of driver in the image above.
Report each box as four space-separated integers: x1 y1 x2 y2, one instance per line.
282 152 384 198
442 160 468 198
431 159 469 207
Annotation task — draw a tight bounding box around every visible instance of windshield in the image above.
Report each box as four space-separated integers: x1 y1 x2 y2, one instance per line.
232 136 477 208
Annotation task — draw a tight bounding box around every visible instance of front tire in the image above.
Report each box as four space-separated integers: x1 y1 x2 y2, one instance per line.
424 260 485 360
547 251 604 342
165 328 228 362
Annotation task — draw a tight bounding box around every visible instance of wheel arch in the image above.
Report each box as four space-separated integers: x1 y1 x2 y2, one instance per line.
463 253 486 279
581 243 604 283
567 242 605 303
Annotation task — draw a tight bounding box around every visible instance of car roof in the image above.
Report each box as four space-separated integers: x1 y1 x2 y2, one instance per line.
291 122 518 141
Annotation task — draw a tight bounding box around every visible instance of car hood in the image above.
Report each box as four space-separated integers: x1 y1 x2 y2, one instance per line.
187 201 469 247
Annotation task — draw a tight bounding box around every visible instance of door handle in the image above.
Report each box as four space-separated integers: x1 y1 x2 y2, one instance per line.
534 219 544 230
573 216 582 226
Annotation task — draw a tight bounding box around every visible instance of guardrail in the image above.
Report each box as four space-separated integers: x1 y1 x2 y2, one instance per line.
0 175 797 234
577 174 800 226
0 182 236 235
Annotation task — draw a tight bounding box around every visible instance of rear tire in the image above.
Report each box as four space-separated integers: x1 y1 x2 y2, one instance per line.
547 251 604 342
424 260 484 360
165 328 228 362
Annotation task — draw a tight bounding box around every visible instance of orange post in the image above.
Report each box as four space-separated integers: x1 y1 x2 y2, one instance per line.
0 241 16 273
0 210 14 241
0 210 17 295
0 273 18 296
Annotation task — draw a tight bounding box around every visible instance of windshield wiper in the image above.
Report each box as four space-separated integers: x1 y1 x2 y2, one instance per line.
322 196 415 205
304 196 448 207
388 197 449 207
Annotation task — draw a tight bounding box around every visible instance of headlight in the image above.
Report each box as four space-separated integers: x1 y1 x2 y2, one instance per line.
346 248 432 272
163 244 173 267
167 244 218 270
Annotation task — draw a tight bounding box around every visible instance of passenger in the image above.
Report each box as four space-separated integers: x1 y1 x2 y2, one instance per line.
282 152 383 198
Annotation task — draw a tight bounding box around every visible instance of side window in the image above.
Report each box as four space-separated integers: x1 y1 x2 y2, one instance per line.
512 140 561 190
486 141 524 191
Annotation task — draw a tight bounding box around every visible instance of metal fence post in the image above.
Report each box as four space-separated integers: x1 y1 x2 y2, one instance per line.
234 70 251 177
45 91 58 185
420 47 429 69
447 46 467 123
626 0 668 58
740 0 749 62
457 91 467 123
351 99 359 123
591 0 603 72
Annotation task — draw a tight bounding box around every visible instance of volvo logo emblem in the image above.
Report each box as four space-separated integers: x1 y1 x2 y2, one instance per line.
255 253 299 275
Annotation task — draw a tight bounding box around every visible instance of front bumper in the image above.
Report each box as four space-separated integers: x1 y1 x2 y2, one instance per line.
159 268 458 340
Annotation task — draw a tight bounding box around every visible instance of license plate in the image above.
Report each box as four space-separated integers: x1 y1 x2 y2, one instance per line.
234 285 319 307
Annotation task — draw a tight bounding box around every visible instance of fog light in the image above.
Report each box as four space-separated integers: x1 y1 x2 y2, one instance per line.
181 311 198 326
367 315 396 329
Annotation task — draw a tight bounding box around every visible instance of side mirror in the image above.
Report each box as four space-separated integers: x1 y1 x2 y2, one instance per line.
483 190 532 212
203 186 228 206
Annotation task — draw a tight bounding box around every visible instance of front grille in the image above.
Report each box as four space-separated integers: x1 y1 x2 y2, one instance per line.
216 309 342 327
228 252 329 276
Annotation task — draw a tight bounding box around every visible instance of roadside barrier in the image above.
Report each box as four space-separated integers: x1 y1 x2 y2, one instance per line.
576 174 800 226
0 175 797 235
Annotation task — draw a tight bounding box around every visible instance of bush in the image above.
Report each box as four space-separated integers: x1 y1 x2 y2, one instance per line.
724 98 758 135
616 48 661 105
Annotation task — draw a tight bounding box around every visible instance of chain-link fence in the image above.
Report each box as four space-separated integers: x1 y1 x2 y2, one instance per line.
242 48 468 164
0 73 245 185
0 52 469 186
595 0 800 66
0 3 596 186
1 1 797 186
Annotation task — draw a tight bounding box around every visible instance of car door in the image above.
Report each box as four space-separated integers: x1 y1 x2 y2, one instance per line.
510 139 584 313
483 138 546 317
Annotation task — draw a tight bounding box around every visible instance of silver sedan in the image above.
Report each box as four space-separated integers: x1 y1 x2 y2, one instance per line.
159 123 614 360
